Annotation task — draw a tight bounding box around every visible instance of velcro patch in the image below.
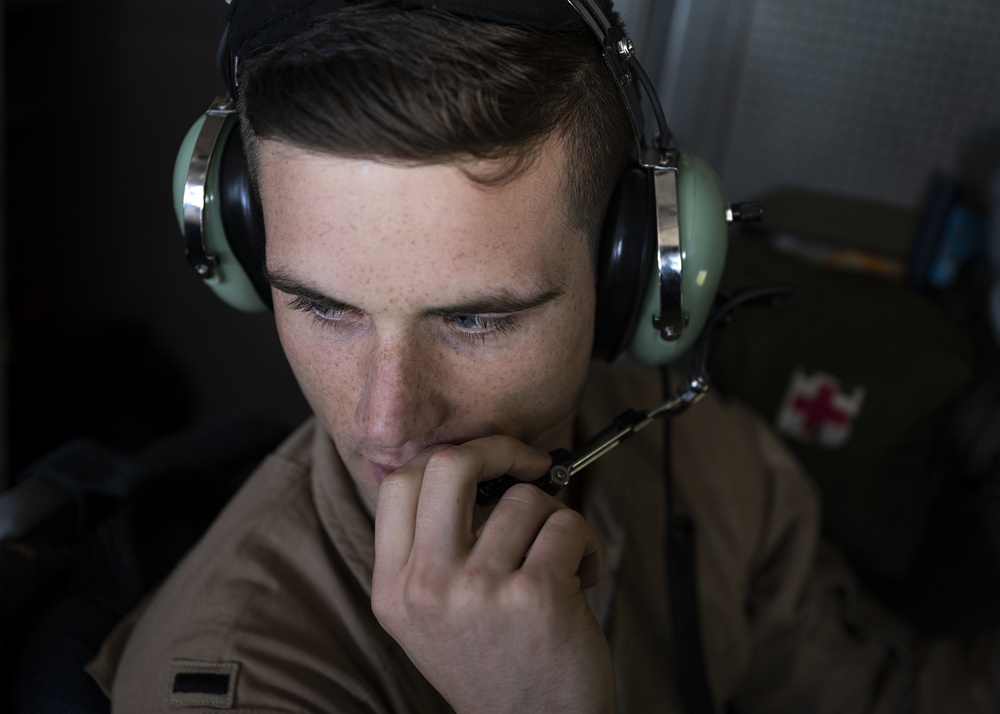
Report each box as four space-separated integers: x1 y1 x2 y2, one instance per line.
168 660 240 709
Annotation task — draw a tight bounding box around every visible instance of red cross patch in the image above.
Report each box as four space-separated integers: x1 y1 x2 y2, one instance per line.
775 370 865 448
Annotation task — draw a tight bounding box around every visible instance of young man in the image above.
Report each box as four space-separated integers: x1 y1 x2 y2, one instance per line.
89 1 1000 711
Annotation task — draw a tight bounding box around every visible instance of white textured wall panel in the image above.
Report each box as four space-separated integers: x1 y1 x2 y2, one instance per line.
658 0 1000 211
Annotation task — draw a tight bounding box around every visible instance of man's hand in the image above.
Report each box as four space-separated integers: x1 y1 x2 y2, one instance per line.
371 436 615 714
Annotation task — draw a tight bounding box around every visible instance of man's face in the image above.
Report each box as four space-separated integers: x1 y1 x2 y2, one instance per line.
258 138 596 510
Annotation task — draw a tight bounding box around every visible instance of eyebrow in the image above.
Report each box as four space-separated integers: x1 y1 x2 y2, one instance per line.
263 266 566 316
264 268 357 312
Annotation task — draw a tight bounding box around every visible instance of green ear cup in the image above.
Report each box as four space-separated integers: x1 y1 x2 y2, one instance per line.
173 113 268 313
628 153 728 365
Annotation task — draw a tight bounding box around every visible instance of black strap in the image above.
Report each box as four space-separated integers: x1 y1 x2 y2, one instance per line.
662 370 715 714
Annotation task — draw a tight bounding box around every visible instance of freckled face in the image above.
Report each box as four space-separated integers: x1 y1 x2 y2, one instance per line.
258 139 596 511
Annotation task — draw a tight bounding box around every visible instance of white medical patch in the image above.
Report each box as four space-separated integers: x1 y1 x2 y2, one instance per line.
775 369 865 448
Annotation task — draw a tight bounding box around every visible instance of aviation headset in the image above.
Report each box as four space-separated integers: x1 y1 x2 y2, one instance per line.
174 0 731 365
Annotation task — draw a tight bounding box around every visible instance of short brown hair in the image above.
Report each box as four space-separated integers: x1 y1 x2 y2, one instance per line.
237 1 634 244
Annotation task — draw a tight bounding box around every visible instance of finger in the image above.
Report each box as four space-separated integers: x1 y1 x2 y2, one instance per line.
470 483 564 573
373 445 450 576
413 436 550 557
521 509 603 590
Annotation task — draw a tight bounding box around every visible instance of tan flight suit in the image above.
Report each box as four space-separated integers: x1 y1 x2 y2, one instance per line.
89 363 1000 712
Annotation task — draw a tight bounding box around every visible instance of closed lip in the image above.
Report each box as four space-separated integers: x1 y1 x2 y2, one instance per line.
364 458 406 485
358 434 500 485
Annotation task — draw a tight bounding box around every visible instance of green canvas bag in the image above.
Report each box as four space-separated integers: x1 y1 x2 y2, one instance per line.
708 236 975 579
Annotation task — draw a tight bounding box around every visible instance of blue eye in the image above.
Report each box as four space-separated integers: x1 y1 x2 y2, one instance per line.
286 296 355 327
310 303 343 321
450 314 518 338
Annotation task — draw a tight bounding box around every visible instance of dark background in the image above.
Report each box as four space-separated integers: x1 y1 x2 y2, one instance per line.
4 0 310 484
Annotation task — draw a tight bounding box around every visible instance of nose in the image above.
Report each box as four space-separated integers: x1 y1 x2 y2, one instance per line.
355 331 447 452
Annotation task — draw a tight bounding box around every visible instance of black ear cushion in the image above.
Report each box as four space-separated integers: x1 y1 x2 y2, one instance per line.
217 128 272 309
592 165 657 362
